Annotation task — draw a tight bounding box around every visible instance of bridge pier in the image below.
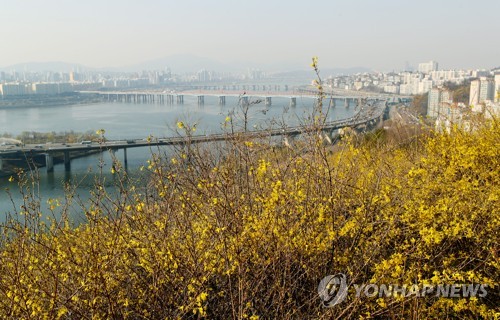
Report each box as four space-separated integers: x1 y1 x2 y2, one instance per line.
0 158 3 171
177 95 184 104
45 154 54 173
64 150 71 171
218 96 226 105
124 148 128 170
345 98 349 108
290 97 296 107
241 96 249 106
320 131 332 144
283 135 297 149
326 129 340 143
197 95 204 105
265 97 272 106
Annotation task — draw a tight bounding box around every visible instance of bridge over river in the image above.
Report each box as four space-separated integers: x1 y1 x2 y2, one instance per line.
0 100 387 174
79 87 404 107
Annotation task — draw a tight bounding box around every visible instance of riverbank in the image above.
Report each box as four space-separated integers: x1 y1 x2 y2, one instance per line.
0 93 104 109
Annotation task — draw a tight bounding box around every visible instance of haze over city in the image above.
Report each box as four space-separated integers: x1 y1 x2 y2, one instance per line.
1 0 499 72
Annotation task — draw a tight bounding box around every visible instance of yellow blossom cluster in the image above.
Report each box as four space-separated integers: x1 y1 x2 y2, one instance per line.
0 119 498 318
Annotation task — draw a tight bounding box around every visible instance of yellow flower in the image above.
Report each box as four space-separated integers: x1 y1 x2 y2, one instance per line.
8 176 14 182
177 121 185 129
225 116 231 122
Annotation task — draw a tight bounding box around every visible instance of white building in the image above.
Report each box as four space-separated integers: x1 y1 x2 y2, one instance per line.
479 78 495 102
383 85 399 94
399 84 412 95
197 69 211 82
483 101 500 119
495 74 500 102
472 70 490 78
470 77 495 107
435 102 467 133
428 87 453 118
418 61 439 74
0 83 32 96
32 83 59 95
418 79 434 94
354 81 364 90
469 80 481 107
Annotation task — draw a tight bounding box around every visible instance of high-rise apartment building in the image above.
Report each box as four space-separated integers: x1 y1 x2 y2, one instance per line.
470 77 495 106
418 61 439 74
479 78 495 102
495 74 500 102
428 87 453 118
428 88 440 118
0 83 32 96
469 80 481 106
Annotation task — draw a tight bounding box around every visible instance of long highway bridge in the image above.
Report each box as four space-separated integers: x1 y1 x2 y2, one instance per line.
79 87 405 107
0 100 387 173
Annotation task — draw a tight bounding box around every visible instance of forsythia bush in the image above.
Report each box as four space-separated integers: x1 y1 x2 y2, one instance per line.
0 118 498 319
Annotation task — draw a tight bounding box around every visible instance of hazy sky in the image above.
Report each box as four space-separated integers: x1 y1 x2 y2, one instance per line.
1 0 499 71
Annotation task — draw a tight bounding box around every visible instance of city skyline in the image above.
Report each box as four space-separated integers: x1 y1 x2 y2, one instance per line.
1 0 499 72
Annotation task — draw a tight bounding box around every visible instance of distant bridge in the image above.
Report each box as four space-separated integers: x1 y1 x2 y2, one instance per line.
79 88 401 107
0 100 387 173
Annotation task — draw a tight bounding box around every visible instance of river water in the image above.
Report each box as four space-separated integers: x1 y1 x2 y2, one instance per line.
0 95 354 221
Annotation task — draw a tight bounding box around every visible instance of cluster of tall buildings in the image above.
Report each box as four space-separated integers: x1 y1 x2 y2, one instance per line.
0 82 73 96
0 68 176 97
0 66 264 97
418 61 439 74
427 73 500 131
326 61 481 96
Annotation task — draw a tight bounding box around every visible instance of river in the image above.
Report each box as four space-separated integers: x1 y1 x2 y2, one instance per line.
0 95 355 221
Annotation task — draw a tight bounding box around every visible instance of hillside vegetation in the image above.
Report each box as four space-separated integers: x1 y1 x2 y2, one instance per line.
0 112 498 318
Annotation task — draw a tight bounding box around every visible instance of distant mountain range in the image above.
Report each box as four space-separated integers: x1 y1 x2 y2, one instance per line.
0 54 372 76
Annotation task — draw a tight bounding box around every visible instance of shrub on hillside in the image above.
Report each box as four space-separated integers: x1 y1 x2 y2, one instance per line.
0 114 498 319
